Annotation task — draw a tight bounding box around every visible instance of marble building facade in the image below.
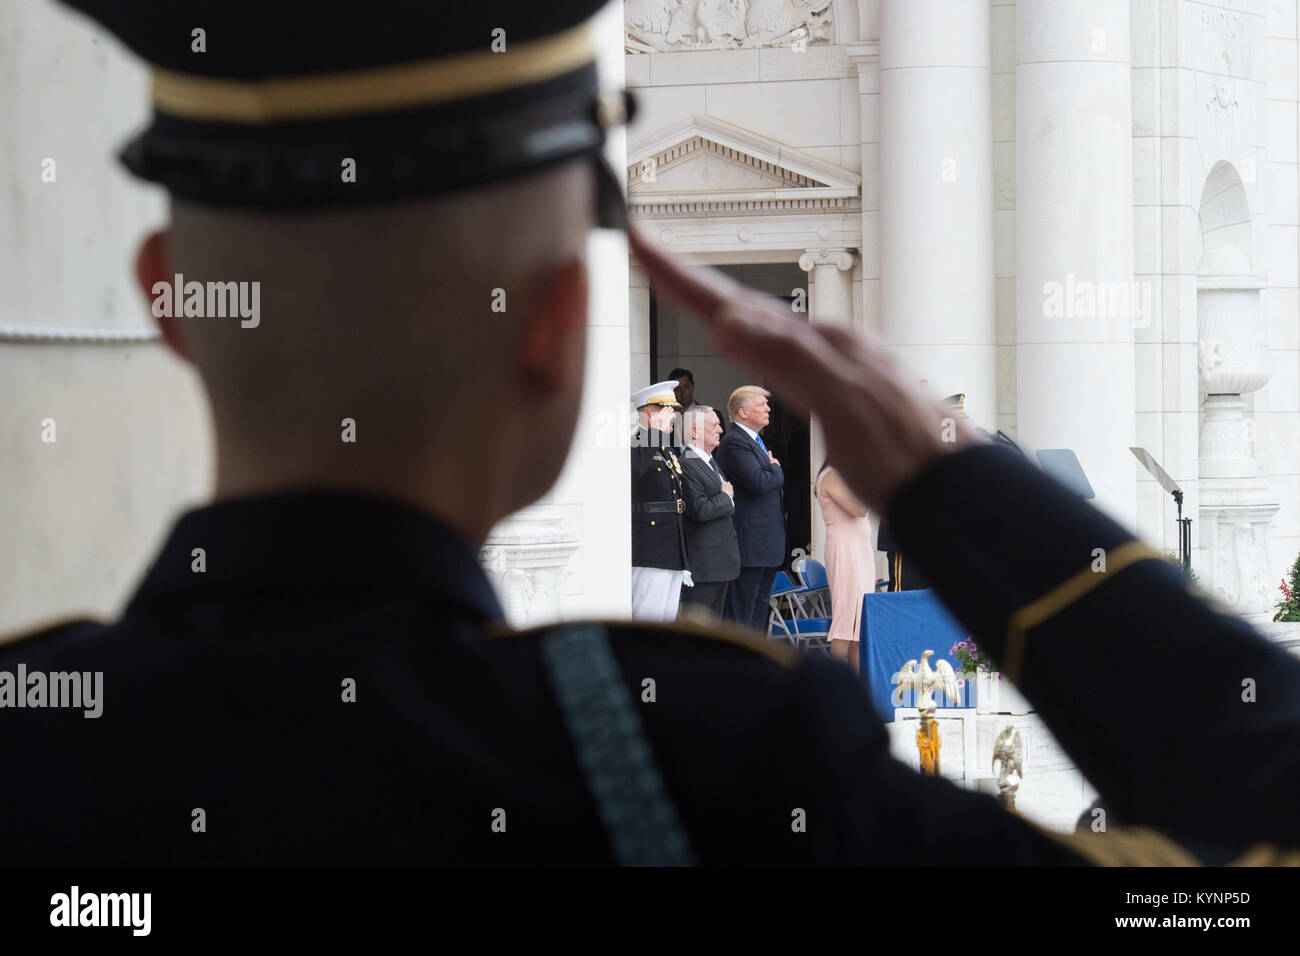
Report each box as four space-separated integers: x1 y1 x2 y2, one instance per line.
624 0 1300 624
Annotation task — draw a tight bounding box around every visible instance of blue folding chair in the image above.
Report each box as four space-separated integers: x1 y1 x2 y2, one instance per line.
791 557 832 617
772 615 832 653
767 571 806 642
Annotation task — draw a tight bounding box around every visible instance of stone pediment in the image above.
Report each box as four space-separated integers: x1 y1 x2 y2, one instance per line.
627 115 859 216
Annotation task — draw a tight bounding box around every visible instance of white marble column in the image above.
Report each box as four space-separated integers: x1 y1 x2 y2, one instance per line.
801 249 856 324
0 2 211 632
1016 0 1136 525
879 0 996 426
800 248 855 561
629 258 651 392
484 1 632 625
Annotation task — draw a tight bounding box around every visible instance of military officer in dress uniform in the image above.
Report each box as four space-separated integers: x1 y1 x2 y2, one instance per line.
630 382 691 621
3 0 1299 868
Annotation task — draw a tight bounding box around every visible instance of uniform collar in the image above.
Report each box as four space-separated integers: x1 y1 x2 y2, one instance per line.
128 490 504 622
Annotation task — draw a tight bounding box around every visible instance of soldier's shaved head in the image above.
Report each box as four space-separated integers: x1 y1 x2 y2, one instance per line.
139 159 595 542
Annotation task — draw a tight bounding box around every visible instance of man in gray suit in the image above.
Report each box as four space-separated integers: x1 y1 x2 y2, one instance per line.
679 406 740 617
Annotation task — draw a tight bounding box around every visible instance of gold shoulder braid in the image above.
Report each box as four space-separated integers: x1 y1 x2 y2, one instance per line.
486 617 800 669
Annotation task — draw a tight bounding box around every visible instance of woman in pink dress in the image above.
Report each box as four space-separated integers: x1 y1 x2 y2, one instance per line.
815 463 874 673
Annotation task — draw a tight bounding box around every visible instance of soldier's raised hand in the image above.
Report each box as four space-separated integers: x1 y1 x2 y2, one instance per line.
650 405 677 433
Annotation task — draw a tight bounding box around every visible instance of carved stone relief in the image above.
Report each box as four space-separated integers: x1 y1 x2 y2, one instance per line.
480 506 580 628
626 0 833 53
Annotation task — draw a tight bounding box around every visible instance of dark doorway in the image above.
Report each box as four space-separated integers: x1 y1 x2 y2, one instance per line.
766 398 811 572
649 261 810 572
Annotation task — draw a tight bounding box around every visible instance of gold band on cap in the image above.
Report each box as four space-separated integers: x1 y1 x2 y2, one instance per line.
150 20 596 124
647 394 680 407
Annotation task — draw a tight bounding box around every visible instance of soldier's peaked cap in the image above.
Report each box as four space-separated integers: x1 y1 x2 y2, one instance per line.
631 382 682 408
57 1 633 223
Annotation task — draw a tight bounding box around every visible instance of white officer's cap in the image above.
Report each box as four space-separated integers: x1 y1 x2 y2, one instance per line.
631 381 682 408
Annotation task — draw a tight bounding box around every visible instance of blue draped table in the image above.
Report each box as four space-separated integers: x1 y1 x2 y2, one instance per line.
858 589 970 722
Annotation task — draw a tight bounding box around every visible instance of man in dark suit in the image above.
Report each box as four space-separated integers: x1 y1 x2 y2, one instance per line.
5 0 1300 870
668 367 697 454
714 386 786 630
679 405 739 617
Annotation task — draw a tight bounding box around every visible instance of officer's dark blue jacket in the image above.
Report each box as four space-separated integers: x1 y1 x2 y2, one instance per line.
714 425 785 569
1 444 1298 865
630 427 688 572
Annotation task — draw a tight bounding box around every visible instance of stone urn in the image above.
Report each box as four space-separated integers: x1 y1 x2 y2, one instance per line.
1196 245 1279 621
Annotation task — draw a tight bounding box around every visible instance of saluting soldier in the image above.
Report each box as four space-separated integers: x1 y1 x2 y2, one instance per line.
3 0 1299 867
630 382 690 621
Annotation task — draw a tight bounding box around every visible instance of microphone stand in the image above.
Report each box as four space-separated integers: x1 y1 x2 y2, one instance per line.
1173 489 1191 572
1130 447 1192 573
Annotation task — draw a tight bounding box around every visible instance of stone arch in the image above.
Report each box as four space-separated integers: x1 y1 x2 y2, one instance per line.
833 0 862 43
1197 160 1253 269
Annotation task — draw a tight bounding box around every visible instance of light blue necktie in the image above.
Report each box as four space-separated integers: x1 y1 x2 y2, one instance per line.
754 432 768 456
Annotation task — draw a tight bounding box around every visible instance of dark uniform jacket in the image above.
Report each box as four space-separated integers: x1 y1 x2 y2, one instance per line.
2 446 1299 865
714 425 785 569
876 518 931 591
630 428 687 571
679 447 740 584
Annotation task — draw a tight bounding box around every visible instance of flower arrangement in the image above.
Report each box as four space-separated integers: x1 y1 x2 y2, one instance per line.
1274 552 1300 622
948 638 998 680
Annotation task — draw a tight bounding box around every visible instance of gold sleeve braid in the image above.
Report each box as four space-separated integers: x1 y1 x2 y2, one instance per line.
1036 821 1300 867
1002 540 1162 684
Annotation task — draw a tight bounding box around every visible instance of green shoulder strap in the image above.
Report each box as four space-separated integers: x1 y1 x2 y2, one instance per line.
541 625 697 866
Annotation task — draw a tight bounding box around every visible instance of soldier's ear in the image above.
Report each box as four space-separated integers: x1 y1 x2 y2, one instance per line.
134 229 189 362
519 257 588 396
